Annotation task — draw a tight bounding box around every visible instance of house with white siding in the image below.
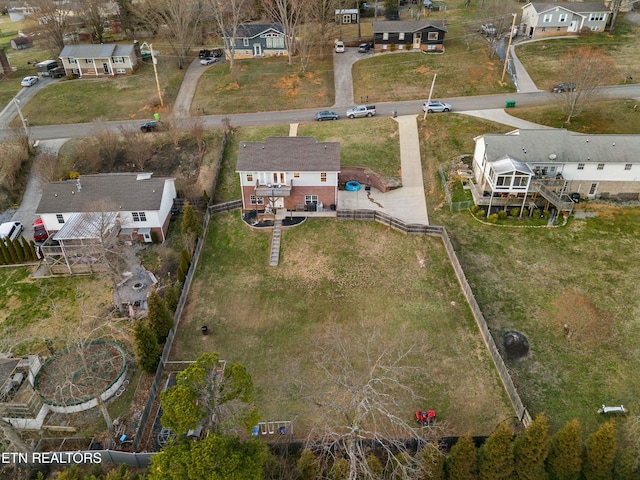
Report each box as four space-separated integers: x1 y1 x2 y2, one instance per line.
471 129 640 215
236 137 340 213
521 2 610 38
59 42 142 77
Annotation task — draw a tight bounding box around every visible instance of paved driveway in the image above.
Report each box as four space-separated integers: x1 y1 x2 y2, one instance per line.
333 48 373 109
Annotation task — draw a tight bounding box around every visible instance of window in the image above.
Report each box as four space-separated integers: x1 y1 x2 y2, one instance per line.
383 32 389 40
265 35 284 49
250 195 264 205
559 14 567 22
513 176 528 187
116 68 126 74
343 14 351 24
543 14 552 23
427 32 438 41
85 59 92 64
398 32 405 41
243 38 249 46
294 172 300 178
577 163 585 170
56 214 65 224
590 26 601 31
597 163 604 170
589 183 598 195
321 172 327 182
132 212 147 222
112 56 124 63
625 164 632 170
305 195 318 204
69 57 77 64
589 13 605 22
541 27 546 32
427 45 436 51
556 27 561 32
247 173 253 182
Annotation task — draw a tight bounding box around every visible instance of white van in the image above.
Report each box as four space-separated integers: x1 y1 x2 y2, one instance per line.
0 222 24 242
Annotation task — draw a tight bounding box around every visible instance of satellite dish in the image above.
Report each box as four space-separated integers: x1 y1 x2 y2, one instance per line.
548 154 557 160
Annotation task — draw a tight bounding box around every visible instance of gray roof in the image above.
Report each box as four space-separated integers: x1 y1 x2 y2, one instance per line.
236 137 340 172
483 129 640 165
527 2 610 14
492 156 534 175
231 23 284 39
37 173 173 214
59 43 134 59
372 20 447 33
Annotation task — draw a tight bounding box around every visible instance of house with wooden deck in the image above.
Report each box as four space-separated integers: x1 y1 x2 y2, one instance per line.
471 129 640 215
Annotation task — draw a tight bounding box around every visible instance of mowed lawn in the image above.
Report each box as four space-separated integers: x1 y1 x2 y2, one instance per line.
170 214 514 436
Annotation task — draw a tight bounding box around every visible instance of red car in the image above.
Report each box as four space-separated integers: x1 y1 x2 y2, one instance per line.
33 218 48 242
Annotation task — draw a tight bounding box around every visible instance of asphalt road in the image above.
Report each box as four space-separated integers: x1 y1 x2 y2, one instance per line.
3 84 639 142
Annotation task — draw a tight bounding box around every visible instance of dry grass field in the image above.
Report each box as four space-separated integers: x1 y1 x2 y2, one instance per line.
170 214 514 437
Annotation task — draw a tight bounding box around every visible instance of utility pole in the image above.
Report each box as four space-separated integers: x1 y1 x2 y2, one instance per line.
357 0 361 40
500 13 518 85
422 73 437 121
150 44 164 107
13 97 29 140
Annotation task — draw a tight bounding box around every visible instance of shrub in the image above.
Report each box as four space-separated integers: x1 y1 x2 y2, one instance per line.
478 209 486 217
498 210 507 219
390 43 396 52
510 208 520 217
488 213 499 223
522 208 529 217
470 205 480 214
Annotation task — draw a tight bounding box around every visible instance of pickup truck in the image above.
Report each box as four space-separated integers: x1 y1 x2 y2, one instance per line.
346 105 376 119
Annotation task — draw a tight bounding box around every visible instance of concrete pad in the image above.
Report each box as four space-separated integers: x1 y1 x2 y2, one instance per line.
289 123 298 136
458 109 554 130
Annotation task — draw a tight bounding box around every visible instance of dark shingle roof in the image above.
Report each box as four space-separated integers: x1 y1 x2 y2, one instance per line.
529 2 610 14
236 137 340 172
60 44 118 59
36 173 173 214
372 20 447 33
483 129 640 164
232 23 284 39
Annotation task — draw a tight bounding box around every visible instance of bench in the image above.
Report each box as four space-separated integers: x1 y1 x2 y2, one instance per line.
598 404 626 414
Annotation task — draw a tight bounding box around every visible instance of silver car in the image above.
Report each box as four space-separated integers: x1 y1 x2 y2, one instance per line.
422 101 452 113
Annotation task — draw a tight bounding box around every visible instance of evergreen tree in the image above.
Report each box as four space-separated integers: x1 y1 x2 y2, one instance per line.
296 449 321 480
514 413 550 480
29 240 38 261
547 419 582 480
181 202 202 239
147 290 174 343
330 458 349 480
478 422 515 480
164 284 179 313
5 237 19 263
12 238 24 262
583 421 616 480
417 441 445 479
133 320 160 373
20 237 32 261
446 435 478 480
177 248 191 283
366 453 384 478
0 240 8 264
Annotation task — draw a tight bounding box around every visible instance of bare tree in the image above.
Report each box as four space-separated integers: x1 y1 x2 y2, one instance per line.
205 0 252 71
33 0 71 55
299 324 446 480
34 152 59 183
138 0 203 69
78 0 108 43
261 0 305 65
93 119 123 171
115 0 141 39
307 0 340 59
557 48 615 124
119 126 152 171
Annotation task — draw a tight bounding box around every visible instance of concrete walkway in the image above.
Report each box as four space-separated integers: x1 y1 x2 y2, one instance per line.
458 109 554 129
510 41 539 93
338 115 429 225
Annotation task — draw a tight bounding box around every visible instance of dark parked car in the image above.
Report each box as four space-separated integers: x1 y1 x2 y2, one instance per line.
140 120 158 132
315 111 339 121
551 83 576 93
358 43 372 53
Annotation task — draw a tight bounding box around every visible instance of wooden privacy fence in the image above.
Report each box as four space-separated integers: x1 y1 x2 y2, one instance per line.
337 209 532 427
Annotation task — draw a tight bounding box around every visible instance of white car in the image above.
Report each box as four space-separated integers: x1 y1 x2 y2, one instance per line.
200 57 218 66
422 101 452 113
334 41 345 53
21 76 38 87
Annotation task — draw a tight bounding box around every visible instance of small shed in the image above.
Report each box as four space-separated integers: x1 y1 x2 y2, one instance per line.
11 37 33 50
335 9 359 25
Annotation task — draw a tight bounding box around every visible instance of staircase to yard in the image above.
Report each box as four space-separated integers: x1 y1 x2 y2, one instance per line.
269 219 282 266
